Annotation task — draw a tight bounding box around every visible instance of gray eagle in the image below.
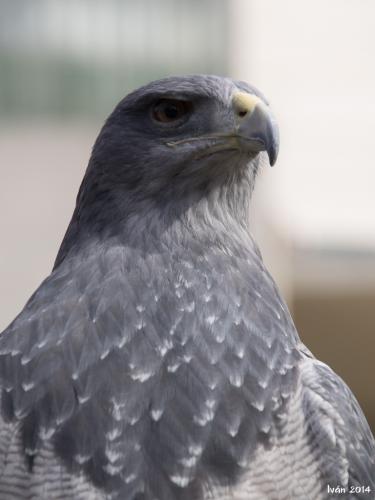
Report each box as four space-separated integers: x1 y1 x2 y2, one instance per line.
0 75 374 499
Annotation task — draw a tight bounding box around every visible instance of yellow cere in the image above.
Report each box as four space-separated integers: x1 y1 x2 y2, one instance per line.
232 91 262 117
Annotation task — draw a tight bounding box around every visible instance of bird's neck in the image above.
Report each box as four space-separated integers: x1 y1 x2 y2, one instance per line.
54 171 256 268
134 181 254 249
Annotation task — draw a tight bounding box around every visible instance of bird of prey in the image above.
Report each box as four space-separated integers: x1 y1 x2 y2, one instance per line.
0 75 374 500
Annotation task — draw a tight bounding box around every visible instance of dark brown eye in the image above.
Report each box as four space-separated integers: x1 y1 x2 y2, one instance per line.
152 99 192 123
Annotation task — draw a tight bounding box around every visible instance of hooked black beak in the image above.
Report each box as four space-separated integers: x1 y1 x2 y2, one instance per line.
232 91 279 166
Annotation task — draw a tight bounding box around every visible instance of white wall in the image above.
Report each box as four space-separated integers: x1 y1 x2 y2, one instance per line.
229 0 375 292
0 124 95 330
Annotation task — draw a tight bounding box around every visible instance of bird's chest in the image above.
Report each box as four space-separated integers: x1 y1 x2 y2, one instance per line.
72 247 300 497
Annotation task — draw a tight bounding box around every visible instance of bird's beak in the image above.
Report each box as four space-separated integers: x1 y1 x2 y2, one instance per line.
232 91 279 166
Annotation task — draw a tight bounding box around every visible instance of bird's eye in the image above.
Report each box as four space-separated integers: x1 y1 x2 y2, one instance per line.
152 99 192 124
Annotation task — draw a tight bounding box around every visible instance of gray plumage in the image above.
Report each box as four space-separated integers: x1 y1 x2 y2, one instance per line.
0 75 373 499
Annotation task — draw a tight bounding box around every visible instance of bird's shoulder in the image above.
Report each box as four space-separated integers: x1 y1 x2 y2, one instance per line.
298 352 375 492
208 350 375 500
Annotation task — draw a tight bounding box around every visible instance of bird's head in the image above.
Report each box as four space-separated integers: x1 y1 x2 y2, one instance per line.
57 76 279 263
90 75 279 201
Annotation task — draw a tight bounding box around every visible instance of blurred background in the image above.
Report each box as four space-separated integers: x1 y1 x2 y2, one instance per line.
0 0 374 430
